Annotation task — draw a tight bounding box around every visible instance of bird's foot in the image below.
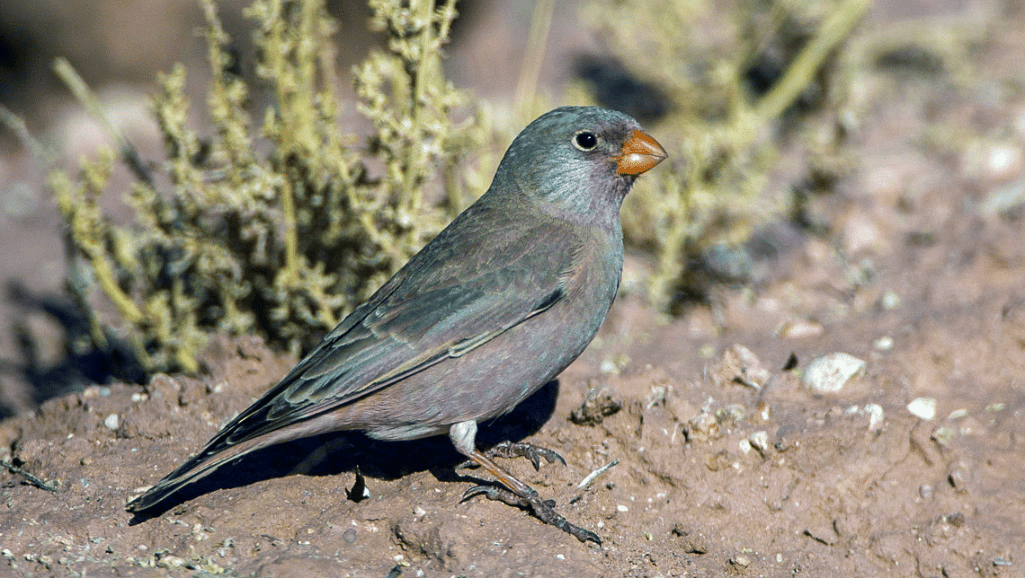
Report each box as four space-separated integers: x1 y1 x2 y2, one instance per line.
463 485 601 545
458 441 566 471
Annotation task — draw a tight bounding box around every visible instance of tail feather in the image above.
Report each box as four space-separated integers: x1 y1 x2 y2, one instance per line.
127 400 353 513
126 434 265 513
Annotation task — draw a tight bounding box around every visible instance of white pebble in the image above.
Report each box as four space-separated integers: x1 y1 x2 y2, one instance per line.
864 403 884 432
748 431 770 456
801 353 866 394
879 290 901 310
873 336 893 350
907 397 937 420
103 414 120 430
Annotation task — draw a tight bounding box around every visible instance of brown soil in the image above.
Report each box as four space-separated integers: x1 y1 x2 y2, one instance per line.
3 4 1025 578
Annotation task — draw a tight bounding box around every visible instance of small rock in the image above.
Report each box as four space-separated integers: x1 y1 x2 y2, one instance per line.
569 382 623 426
931 426 954 448
708 344 771 391
155 555 185 569
907 397 937 420
872 336 894 350
670 525 708 554
715 404 746 424
685 412 720 442
801 353 866 394
947 408 968 420
704 450 735 472
878 290 902 310
948 461 969 493
730 556 751 568
920 484 933 500
146 374 182 401
777 319 825 339
747 431 770 457
864 403 884 432
103 414 120 430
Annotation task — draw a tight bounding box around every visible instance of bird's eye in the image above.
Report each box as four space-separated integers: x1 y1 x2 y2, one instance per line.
573 131 599 151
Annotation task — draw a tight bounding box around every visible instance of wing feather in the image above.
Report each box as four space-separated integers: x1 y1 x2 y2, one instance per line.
197 203 582 453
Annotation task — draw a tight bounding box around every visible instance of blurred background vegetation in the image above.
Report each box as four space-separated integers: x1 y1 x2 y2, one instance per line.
49 0 486 374
0 0 982 410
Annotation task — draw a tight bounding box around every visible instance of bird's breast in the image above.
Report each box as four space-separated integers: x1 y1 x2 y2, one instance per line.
559 226 624 342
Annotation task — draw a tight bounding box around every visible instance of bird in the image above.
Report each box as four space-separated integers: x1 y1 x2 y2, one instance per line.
126 105 666 544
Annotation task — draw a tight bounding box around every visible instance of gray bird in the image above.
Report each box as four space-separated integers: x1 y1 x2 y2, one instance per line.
126 106 666 544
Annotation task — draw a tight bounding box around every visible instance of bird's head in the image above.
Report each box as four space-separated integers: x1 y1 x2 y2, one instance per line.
490 106 667 225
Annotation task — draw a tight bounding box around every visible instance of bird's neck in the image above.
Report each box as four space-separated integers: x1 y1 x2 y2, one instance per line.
504 174 628 233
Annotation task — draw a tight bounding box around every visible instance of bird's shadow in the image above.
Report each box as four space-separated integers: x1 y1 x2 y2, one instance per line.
127 379 561 524
1 282 147 419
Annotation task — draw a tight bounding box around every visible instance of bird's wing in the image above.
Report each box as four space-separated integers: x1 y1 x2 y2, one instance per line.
198 205 583 454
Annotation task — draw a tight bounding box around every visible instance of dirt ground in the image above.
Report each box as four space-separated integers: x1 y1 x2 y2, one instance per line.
3 3 1025 578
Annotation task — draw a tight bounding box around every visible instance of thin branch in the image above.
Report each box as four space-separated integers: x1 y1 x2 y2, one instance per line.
52 57 156 187
1 459 59 493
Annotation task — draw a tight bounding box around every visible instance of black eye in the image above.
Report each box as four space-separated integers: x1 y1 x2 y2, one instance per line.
573 131 599 151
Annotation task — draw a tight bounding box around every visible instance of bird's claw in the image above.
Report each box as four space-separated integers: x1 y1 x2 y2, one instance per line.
488 441 566 470
462 484 530 507
463 484 601 545
458 441 566 471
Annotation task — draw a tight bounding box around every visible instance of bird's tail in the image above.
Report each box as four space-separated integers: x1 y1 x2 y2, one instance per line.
125 433 268 514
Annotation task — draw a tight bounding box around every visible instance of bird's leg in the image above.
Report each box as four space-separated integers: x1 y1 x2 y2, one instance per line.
449 421 601 545
461 445 600 545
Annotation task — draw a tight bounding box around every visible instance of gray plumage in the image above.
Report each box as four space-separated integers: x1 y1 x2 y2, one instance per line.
127 106 666 543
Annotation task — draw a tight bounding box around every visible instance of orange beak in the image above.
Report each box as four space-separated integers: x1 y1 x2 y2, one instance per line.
616 130 667 176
